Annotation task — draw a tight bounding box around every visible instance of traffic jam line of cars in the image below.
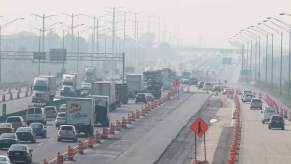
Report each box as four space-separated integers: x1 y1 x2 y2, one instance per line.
0 91 172 164
240 89 285 130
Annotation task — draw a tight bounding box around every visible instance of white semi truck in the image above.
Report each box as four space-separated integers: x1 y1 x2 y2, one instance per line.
32 76 57 103
91 81 117 111
126 74 144 98
61 73 81 96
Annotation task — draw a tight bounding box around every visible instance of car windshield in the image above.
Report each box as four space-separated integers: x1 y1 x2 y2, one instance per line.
272 116 283 121
252 99 261 103
28 108 42 114
57 113 66 118
9 144 27 151
0 133 15 139
30 123 43 129
6 117 21 123
61 126 73 131
16 127 31 132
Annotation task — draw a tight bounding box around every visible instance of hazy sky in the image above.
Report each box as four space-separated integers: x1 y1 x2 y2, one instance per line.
1 0 291 48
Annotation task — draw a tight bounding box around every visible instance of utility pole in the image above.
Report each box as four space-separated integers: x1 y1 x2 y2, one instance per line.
42 15 45 51
271 33 274 89
0 26 2 82
122 52 125 83
158 17 161 43
71 14 75 57
288 30 291 98
250 40 253 77
62 29 65 73
77 32 80 72
38 29 41 75
96 18 99 54
241 44 244 71
134 13 138 69
280 32 283 95
258 36 261 81
112 8 116 55
123 11 126 51
147 16 151 33
265 35 268 83
255 37 258 80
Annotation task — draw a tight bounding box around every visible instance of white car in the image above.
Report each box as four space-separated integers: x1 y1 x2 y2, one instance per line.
0 155 11 164
262 107 277 124
55 112 66 127
57 125 78 142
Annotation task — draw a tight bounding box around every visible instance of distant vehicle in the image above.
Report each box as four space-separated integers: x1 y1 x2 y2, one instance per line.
212 85 222 92
62 73 81 94
81 82 92 90
90 95 110 127
30 123 47 138
262 107 277 124
59 104 66 112
126 74 144 98
8 144 32 164
57 125 78 142
250 98 263 110
0 155 11 164
222 88 234 98
242 89 252 96
203 82 213 91
6 116 25 131
26 107 46 125
61 85 77 97
198 81 204 89
15 127 36 143
115 83 129 105
32 75 57 103
145 93 155 102
64 97 94 136
91 81 117 111
189 78 198 85
0 123 14 134
181 78 190 85
84 67 97 83
268 115 284 130
0 133 18 149
241 92 253 103
44 106 57 118
135 93 147 104
55 112 66 128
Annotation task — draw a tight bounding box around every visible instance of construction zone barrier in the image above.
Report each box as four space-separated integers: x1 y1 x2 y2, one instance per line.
43 91 175 164
227 94 241 164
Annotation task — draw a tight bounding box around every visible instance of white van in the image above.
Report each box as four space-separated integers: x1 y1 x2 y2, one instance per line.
26 107 47 125
262 107 277 124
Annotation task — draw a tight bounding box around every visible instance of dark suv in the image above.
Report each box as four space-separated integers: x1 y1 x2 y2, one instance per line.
268 115 284 130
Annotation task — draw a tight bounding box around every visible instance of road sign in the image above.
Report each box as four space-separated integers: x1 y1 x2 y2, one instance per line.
49 48 67 61
191 116 208 138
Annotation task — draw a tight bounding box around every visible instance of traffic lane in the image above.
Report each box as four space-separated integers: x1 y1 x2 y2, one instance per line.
18 101 144 163
240 100 291 164
0 96 32 115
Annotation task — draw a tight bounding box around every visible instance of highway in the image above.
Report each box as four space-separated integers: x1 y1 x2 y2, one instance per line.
240 96 291 164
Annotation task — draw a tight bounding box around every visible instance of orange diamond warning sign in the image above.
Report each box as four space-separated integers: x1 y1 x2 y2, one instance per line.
191 116 208 138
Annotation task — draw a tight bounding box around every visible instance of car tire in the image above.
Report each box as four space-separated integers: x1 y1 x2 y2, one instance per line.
57 138 61 142
262 120 265 124
73 138 77 142
268 126 271 129
282 126 285 130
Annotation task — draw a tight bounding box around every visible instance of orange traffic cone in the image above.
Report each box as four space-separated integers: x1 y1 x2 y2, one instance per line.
127 114 132 124
78 141 84 154
132 112 136 121
115 120 121 131
95 130 101 143
102 127 109 139
122 117 127 128
67 145 74 160
43 159 49 164
56 152 64 164
88 136 94 148
109 123 115 135
136 110 140 119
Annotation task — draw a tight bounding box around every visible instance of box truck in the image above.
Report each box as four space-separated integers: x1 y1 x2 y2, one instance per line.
32 76 57 103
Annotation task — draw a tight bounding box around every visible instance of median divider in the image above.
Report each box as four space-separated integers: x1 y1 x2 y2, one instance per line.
44 91 175 164
227 94 241 164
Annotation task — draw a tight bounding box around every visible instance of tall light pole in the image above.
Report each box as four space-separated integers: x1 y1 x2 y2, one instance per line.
267 16 291 97
0 17 24 83
32 14 56 51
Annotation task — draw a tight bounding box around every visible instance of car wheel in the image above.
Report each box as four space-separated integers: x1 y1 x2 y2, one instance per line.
73 138 77 142
57 138 61 142
268 126 271 129
262 120 265 124
282 126 285 130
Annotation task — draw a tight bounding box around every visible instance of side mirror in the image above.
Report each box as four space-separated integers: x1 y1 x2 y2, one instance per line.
29 149 33 152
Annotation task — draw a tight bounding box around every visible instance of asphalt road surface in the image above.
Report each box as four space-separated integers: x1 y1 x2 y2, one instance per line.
240 96 291 164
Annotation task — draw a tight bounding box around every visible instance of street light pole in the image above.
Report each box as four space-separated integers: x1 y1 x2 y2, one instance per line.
0 17 24 83
265 34 268 83
280 32 283 95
